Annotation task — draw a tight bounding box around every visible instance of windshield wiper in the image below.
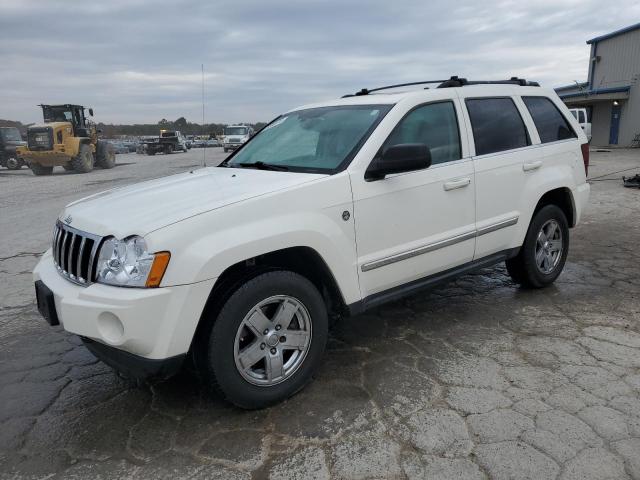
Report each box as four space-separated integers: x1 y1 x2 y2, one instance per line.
236 161 289 171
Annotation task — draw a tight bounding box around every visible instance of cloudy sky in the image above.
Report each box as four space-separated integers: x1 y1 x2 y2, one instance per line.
1 0 639 124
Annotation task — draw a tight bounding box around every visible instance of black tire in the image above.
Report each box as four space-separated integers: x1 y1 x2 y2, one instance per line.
96 141 116 169
30 163 54 175
62 163 74 171
197 271 328 409
6 157 22 170
147 150 156 156
224 148 229 153
506 204 569 288
71 144 94 173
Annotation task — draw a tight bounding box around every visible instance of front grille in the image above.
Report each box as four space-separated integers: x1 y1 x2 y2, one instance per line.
28 127 54 151
229 139 241 143
52 221 102 285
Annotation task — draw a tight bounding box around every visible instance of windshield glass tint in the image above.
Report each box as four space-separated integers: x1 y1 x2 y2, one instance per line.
1 128 22 141
225 127 248 136
228 105 391 172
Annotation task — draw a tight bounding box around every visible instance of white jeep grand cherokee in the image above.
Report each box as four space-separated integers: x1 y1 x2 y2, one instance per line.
34 77 590 408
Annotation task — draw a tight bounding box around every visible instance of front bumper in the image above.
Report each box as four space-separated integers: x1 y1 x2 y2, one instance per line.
224 143 242 150
33 249 216 362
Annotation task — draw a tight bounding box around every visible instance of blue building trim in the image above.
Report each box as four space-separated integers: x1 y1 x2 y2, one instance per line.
587 22 640 44
555 82 588 92
557 85 631 100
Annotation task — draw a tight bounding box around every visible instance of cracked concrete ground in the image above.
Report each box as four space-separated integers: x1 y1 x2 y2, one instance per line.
1 149 639 479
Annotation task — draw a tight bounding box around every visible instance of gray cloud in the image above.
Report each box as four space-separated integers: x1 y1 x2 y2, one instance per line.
1 0 639 124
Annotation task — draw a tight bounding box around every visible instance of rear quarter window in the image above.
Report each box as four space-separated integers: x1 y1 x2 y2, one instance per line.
465 97 530 156
523 96 577 144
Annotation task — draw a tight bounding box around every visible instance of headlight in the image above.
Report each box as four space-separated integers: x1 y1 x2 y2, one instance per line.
96 236 170 288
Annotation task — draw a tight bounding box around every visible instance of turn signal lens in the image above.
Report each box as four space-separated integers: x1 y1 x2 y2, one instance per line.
145 252 171 288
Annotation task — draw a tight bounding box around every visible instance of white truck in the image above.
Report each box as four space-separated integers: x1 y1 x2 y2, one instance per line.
222 124 253 153
34 77 589 408
569 108 592 142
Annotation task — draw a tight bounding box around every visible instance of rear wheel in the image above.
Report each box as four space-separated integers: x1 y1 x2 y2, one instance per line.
30 163 54 176
62 163 74 171
196 271 328 409
96 141 116 169
71 144 94 173
506 204 569 288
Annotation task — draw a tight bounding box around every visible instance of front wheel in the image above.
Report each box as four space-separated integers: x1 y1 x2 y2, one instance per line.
506 204 569 288
71 144 94 173
6 157 22 170
197 271 328 409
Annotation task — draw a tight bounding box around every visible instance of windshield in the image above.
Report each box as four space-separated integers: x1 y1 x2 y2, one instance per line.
0 128 22 142
227 105 391 173
225 127 248 136
43 107 73 123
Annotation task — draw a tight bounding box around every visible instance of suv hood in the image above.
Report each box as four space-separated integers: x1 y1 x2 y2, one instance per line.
61 167 326 238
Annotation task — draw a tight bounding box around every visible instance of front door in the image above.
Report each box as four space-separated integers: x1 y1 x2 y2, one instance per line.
609 103 621 145
351 100 476 299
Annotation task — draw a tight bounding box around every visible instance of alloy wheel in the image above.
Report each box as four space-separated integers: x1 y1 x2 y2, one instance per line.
234 295 312 386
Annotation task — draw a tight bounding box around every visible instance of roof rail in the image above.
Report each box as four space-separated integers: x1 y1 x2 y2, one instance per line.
343 76 540 97
342 80 448 98
437 76 540 88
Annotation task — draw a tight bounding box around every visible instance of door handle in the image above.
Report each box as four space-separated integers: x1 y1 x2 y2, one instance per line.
443 177 471 191
523 161 542 172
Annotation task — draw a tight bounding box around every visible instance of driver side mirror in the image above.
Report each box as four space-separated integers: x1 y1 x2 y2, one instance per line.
89 108 94 116
365 143 432 181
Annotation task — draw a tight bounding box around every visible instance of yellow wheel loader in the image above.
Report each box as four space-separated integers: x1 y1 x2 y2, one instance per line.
17 104 115 175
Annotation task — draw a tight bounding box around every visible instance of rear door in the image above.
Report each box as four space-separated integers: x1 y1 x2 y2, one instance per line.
459 95 538 259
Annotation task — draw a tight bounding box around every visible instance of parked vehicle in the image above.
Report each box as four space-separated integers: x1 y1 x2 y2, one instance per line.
0 127 27 170
108 141 130 154
569 108 591 142
33 77 589 409
16 104 115 175
206 139 220 147
222 125 253 152
143 130 188 155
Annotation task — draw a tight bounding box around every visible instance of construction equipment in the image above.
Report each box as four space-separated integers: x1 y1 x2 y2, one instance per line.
17 104 115 175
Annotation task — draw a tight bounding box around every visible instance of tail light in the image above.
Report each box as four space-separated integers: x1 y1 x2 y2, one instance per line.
580 143 589 176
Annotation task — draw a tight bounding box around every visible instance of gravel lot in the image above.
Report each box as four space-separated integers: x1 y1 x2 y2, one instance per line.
1 148 639 479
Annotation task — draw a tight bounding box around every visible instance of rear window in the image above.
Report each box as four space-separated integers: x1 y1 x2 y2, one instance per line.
466 98 530 156
523 97 576 144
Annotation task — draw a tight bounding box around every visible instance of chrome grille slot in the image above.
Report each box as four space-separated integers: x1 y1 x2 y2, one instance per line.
52 221 102 285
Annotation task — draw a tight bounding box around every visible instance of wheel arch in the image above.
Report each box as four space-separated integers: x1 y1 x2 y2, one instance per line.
189 246 347 358
533 187 576 227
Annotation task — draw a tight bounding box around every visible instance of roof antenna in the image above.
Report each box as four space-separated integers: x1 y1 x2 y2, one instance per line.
201 63 206 168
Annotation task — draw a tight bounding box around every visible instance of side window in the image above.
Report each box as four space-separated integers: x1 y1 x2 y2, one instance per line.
578 111 586 123
465 98 530 156
522 96 577 143
384 101 461 165
570 110 578 120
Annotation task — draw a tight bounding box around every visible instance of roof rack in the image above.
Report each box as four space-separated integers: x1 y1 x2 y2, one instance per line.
342 76 539 97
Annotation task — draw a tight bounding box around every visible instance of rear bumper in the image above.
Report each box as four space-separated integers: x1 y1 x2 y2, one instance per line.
573 182 590 225
18 146 73 165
